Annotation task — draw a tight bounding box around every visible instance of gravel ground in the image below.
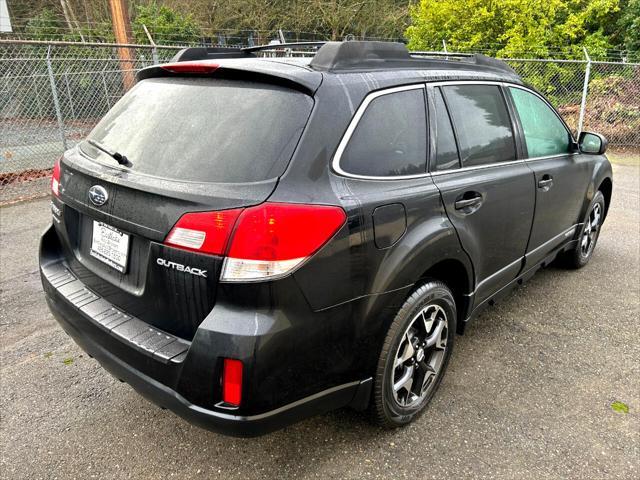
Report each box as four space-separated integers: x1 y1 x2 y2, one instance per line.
1 164 638 480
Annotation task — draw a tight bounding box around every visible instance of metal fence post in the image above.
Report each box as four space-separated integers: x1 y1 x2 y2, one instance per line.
143 24 159 64
46 45 68 151
63 72 76 118
101 66 112 109
578 47 591 136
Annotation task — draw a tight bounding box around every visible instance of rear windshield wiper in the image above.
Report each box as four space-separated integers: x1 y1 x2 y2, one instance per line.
87 139 132 167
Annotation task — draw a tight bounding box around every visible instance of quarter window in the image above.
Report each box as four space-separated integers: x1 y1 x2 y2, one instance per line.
340 88 427 177
442 85 516 167
433 88 460 171
509 87 571 158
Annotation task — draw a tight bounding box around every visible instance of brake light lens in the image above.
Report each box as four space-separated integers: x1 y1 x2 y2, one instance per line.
222 358 243 406
164 203 346 281
51 157 61 196
221 203 346 281
165 209 242 255
161 61 220 74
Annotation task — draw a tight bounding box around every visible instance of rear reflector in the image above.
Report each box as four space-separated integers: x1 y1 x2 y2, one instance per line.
161 61 220 74
164 203 346 281
51 157 61 197
165 209 242 255
222 358 243 406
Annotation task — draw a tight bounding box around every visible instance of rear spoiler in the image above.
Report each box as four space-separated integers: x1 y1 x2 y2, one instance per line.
136 59 322 94
135 44 324 94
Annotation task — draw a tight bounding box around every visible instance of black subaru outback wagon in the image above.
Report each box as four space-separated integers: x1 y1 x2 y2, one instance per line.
40 41 613 436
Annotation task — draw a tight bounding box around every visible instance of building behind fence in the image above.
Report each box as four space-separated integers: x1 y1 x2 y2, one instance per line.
1 39 639 203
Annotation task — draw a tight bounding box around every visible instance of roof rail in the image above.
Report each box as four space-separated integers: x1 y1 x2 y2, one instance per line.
241 41 326 53
411 51 475 58
309 41 517 75
169 41 517 76
411 50 516 74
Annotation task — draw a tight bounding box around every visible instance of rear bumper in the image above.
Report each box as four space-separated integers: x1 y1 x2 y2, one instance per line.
40 223 372 436
45 291 363 436
42 269 370 436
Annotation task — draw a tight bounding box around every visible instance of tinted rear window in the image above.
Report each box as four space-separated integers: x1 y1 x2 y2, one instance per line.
339 88 427 177
82 77 313 183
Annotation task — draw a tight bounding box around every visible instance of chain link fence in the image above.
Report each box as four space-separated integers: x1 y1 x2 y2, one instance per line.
1 40 639 203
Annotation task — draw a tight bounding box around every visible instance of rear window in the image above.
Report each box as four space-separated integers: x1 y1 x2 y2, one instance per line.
81 77 313 183
339 87 427 177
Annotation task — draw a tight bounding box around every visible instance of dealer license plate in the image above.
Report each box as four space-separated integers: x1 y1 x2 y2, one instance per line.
90 221 129 273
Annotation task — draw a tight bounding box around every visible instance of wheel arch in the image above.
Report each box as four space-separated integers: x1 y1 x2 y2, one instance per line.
597 176 613 220
416 258 473 334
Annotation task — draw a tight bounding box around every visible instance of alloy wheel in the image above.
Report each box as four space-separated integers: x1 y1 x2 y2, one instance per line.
391 304 448 407
581 203 602 257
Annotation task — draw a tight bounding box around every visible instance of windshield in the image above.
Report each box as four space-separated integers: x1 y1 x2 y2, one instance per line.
81 77 313 183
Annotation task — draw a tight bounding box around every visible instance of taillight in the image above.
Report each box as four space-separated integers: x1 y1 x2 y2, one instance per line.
165 209 242 255
222 358 243 406
161 61 220 74
51 157 61 197
164 203 346 282
221 203 346 282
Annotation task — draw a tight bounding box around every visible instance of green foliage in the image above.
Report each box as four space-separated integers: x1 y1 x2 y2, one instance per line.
132 2 203 44
618 0 640 51
406 0 621 59
24 8 66 41
611 401 630 414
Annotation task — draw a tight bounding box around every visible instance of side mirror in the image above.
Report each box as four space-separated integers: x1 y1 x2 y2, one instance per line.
578 131 608 155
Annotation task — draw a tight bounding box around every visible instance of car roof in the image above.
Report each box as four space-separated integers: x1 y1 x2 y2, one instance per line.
138 41 523 95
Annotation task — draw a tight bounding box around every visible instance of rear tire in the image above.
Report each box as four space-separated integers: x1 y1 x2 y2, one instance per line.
562 191 605 269
372 280 456 428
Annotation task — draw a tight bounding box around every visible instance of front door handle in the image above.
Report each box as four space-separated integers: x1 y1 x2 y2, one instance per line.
454 194 483 210
538 175 554 190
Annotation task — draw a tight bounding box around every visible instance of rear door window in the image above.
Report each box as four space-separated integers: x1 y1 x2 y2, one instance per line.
82 77 313 183
508 87 571 158
339 87 427 177
442 84 516 167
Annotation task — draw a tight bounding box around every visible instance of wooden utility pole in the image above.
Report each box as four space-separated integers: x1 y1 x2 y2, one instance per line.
108 0 135 90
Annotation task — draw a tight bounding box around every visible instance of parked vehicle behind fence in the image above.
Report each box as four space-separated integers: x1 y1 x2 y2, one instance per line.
40 41 612 436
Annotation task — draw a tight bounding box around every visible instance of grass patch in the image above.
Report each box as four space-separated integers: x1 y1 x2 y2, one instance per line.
43 352 53 358
62 357 74 366
611 401 629 414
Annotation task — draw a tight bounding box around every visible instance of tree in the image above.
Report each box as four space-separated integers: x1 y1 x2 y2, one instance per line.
132 1 202 44
24 8 66 40
405 0 621 59
618 0 640 52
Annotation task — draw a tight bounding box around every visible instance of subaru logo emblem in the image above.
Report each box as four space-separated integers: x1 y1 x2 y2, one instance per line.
88 185 108 206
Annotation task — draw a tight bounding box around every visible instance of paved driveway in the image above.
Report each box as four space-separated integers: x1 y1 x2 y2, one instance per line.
1 164 638 479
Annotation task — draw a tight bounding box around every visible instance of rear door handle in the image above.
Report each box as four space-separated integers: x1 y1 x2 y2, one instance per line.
538 175 554 189
454 194 483 210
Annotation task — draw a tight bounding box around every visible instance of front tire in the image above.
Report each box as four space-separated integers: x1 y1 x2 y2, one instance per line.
562 190 605 269
372 280 456 428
